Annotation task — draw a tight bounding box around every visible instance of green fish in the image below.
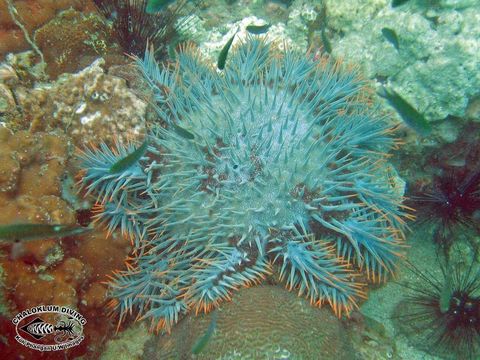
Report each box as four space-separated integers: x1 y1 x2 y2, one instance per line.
392 0 410 7
320 28 332 54
439 269 453 314
318 5 332 54
217 30 238 70
246 23 271 35
192 311 217 355
109 139 149 174
0 223 92 242
381 28 399 50
378 87 432 136
173 123 195 140
146 0 175 14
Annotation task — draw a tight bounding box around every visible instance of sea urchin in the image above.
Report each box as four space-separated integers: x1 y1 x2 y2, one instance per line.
394 259 480 359
80 38 408 332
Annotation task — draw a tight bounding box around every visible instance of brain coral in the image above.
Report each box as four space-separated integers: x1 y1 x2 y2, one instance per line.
80 38 408 333
143 285 354 359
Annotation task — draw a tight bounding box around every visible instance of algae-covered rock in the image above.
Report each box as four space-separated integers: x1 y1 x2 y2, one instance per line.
177 0 321 60
328 1 480 123
101 322 153 360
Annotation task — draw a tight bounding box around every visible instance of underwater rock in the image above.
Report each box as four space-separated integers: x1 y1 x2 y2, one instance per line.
0 126 133 357
143 285 354 360
0 128 71 196
34 8 125 79
100 322 153 360
179 1 320 61
0 0 96 60
347 312 398 360
329 1 480 123
10 58 146 146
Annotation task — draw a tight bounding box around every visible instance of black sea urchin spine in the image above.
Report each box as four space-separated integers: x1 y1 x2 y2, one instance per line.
93 0 191 58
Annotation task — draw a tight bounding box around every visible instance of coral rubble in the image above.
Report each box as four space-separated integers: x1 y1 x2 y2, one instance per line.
81 39 408 333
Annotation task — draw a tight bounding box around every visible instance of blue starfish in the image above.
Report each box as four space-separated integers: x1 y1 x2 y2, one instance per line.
80 38 408 333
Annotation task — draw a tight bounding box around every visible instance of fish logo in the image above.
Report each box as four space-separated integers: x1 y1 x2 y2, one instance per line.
12 305 85 351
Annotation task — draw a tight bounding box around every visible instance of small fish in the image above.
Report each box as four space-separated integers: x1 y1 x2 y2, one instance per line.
392 0 410 7
173 123 195 140
0 223 92 242
109 139 149 174
381 28 399 50
378 87 432 136
217 30 238 70
318 5 332 54
320 28 332 54
192 311 217 355
439 269 453 313
145 0 175 14
246 23 271 35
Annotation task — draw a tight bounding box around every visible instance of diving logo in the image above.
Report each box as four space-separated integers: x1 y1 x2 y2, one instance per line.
12 305 86 351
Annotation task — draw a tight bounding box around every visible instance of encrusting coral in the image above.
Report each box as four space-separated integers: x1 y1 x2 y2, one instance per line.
80 38 409 333
34 8 125 79
0 127 132 358
7 58 147 145
0 0 96 60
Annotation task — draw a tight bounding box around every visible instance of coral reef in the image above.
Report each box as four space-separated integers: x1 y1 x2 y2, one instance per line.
80 38 408 333
0 127 71 198
0 0 96 60
34 8 125 79
100 322 152 360
143 285 355 359
327 0 480 124
2 58 147 146
93 0 193 60
177 0 321 62
0 128 132 358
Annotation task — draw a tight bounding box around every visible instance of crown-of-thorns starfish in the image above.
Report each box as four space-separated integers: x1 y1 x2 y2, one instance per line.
79 38 409 333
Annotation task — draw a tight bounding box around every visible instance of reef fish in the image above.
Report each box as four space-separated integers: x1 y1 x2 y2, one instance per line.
146 0 175 14
217 30 238 70
392 0 410 7
381 28 399 50
246 23 271 35
110 139 149 174
192 311 217 354
378 87 432 136
0 223 92 242
173 123 195 140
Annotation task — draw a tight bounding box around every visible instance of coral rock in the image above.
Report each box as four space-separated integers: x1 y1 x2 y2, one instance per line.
0 0 96 60
12 59 146 146
144 285 354 359
34 8 125 79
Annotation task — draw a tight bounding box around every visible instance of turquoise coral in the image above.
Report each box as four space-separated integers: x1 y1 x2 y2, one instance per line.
80 38 408 332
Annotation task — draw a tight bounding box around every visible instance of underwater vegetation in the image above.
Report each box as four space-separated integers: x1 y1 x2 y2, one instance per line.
93 0 192 58
79 38 409 333
394 258 480 359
